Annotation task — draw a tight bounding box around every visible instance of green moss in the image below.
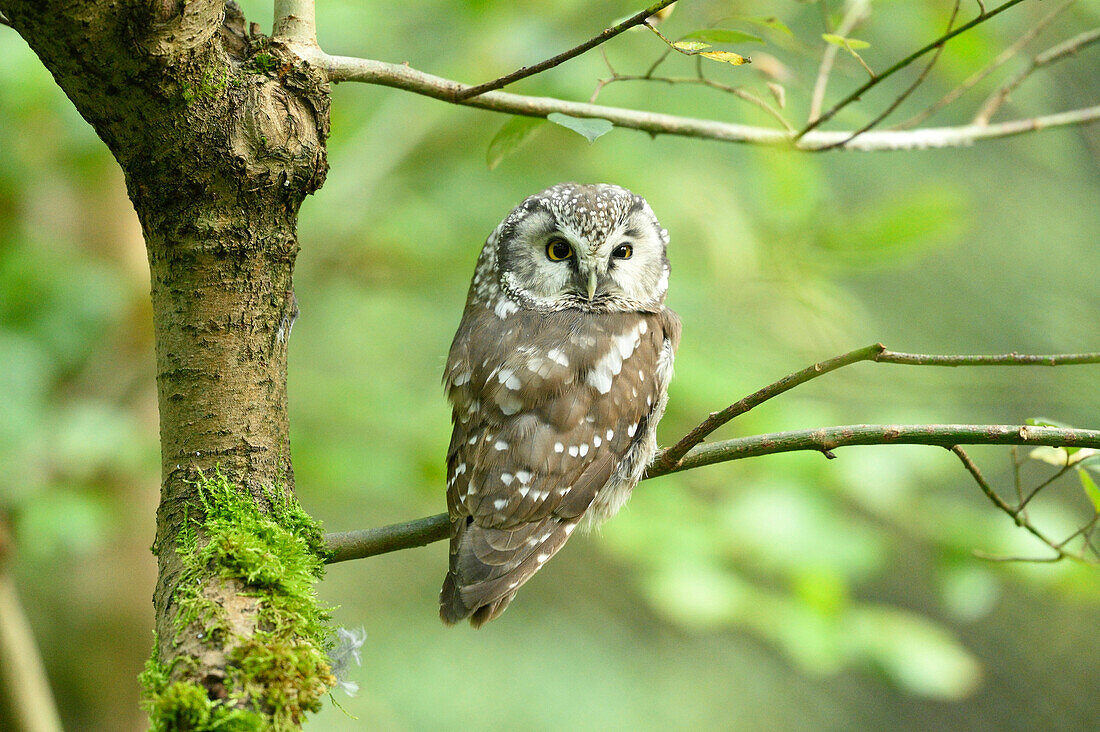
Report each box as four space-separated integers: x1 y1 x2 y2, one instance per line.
249 52 278 75
141 471 335 731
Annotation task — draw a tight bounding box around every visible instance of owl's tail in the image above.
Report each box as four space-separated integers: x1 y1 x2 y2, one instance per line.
439 514 576 628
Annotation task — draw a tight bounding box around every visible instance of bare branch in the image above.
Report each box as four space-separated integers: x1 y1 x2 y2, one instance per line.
950 446 1097 563
0 522 63 732
812 0 961 152
324 423 1100 563
454 0 678 101
589 72 795 132
667 424 1100 474
326 514 449 564
809 0 870 123
273 0 318 47
653 344 1100 474
308 54 1100 151
974 27 1100 124
798 0 1030 139
897 0 1078 129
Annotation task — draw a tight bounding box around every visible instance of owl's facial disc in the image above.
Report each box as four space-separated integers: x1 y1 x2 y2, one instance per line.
496 184 670 312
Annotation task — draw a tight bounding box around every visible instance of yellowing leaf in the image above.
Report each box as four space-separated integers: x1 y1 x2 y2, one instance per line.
700 50 751 65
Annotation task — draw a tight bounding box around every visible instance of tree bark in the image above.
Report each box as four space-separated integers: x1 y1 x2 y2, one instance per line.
0 0 330 724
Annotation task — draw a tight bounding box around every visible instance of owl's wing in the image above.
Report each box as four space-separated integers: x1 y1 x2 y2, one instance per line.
440 308 672 626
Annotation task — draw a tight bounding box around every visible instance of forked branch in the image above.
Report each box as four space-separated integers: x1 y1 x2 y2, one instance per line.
323 346 1100 564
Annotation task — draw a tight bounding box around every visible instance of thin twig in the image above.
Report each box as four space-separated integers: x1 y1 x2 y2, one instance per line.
589 73 795 131
809 0 871 124
306 53 1100 151
974 27 1100 124
651 343 886 474
454 0 678 101
324 424 1100 563
897 0 1078 129
652 343 1100 474
812 0 962 152
0 10 11 28
949 446 1072 561
1016 460 1074 513
0 522 64 732
798 0 1030 139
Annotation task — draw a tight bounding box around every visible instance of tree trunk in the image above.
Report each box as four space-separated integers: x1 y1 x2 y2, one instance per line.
1 0 332 726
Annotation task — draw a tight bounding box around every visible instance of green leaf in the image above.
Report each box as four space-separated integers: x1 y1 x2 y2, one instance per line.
1026 417 1074 429
486 116 546 170
823 33 871 50
1079 469 1100 511
682 29 765 45
672 40 712 51
547 113 613 143
739 16 794 36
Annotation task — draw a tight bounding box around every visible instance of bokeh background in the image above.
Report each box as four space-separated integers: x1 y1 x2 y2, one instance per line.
2 0 1099 729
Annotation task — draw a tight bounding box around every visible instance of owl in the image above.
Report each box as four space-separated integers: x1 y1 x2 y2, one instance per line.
440 182 680 627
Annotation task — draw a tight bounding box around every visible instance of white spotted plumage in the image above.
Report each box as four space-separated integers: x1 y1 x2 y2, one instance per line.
440 183 680 627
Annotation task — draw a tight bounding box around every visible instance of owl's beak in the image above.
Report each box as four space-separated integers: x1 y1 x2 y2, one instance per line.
585 268 598 300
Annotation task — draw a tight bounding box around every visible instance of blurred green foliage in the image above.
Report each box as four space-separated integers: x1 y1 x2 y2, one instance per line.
1 0 1099 729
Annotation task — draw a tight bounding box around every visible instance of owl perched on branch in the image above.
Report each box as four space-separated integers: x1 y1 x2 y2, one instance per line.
440 183 680 627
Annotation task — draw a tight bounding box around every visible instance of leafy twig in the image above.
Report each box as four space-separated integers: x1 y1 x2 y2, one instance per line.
812 0 961 151
454 0 679 101
896 0 1078 129
798 0 1030 139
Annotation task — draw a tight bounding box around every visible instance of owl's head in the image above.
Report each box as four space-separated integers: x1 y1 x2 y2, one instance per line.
492 183 670 313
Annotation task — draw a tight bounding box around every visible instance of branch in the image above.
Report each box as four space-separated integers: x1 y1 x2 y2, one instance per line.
0 522 63 732
812 0 961 152
950 446 1098 563
974 27 1100 124
668 424 1100 473
652 344 1100 473
454 0 678 101
324 344 1100 562
306 54 1100 151
896 0 1078 129
323 423 1100 563
809 0 870 124
589 70 794 132
273 0 318 47
798 0 1029 139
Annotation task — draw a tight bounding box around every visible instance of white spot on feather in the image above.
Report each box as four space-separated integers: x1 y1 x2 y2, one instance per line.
593 435 602 447
493 499 508 510
516 470 532 484
554 442 565 453
494 298 518 319
579 443 589 457
547 348 570 367
568 445 579 457
494 440 509 451
501 472 514 486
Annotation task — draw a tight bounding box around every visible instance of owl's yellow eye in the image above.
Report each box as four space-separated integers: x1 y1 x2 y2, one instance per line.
546 239 574 261
612 243 633 259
